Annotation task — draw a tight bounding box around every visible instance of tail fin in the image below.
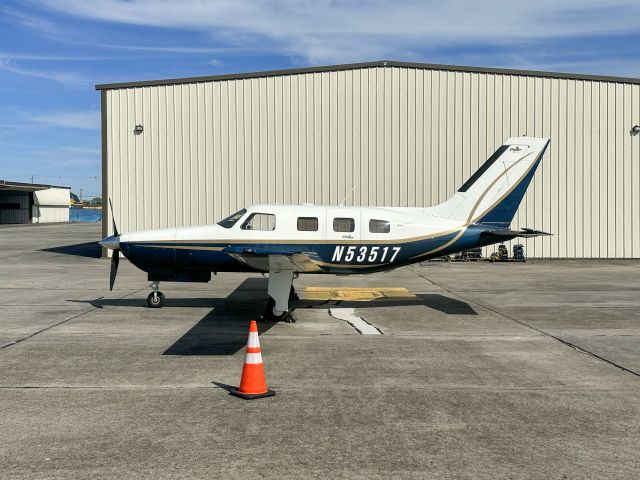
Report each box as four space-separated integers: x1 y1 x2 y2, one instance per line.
429 137 549 227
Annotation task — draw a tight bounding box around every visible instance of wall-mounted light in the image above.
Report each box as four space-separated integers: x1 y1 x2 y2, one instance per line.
631 125 640 136
134 124 144 135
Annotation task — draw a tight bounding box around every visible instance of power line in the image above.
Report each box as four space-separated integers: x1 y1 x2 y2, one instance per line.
30 175 101 180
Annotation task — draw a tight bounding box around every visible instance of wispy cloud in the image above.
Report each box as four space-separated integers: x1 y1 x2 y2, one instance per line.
61 145 100 155
28 110 100 130
5 6 233 56
0 52 107 61
0 56 89 87
32 0 640 63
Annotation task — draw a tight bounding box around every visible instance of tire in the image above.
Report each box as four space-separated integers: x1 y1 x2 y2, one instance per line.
147 291 166 308
263 297 288 323
289 285 299 302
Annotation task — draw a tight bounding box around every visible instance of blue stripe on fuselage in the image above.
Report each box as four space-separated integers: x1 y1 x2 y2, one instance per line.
119 225 506 277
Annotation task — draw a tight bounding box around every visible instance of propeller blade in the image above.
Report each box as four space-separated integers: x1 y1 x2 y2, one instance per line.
109 249 119 291
109 198 119 237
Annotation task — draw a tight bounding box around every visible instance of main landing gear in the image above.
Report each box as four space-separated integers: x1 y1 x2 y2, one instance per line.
147 281 165 308
262 270 298 324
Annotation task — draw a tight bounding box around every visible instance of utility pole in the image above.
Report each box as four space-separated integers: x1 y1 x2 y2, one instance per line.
30 175 34 183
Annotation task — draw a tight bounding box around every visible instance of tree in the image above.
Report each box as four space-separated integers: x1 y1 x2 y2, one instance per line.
90 197 102 206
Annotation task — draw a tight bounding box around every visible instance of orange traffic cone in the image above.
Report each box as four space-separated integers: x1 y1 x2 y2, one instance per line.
230 320 276 399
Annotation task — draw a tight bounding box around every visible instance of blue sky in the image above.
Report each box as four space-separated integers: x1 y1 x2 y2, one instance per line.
1 0 640 198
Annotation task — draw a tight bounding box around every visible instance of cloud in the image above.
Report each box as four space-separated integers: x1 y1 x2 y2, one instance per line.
5 7 233 56
61 146 100 155
0 56 89 87
28 110 101 130
32 0 640 63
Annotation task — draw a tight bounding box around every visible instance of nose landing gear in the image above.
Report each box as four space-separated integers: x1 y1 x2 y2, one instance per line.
147 281 165 308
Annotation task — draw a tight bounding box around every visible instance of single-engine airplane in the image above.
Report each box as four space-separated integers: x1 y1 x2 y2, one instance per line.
100 136 550 322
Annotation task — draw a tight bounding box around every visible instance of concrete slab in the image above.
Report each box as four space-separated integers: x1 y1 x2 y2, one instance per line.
1 223 639 479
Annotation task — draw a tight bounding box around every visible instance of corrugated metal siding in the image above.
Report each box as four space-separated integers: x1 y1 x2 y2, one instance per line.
0 190 31 224
104 66 640 258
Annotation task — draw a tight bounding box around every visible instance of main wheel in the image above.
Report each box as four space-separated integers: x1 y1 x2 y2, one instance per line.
147 291 166 308
262 297 296 323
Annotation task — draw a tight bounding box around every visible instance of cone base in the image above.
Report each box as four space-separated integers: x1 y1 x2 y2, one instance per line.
230 388 276 400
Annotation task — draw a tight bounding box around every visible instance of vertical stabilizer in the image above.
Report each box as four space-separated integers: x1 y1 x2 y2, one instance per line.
428 137 549 227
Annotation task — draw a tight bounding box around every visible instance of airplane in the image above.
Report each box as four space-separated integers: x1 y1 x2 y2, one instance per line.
100 136 551 322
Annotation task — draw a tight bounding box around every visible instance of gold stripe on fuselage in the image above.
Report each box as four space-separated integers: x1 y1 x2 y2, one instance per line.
127 226 462 247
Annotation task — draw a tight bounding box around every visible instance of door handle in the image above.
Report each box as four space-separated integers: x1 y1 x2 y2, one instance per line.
342 235 354 239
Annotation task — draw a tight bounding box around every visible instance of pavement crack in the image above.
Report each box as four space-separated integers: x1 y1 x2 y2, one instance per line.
410 266 640 378
0 288 145 351
329 307 383 334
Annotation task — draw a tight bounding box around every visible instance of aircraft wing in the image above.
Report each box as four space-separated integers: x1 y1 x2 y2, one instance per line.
224 246 323 272
481 227 552 239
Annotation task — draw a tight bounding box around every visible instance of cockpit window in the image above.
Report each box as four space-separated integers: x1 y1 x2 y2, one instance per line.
217 209 247 228
241 213 276 231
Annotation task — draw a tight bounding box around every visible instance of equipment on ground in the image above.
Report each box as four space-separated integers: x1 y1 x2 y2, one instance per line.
100 137 551 321
513 244 525 261
454 247 482 261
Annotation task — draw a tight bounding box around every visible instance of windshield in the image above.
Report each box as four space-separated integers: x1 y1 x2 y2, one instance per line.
217 208 247 228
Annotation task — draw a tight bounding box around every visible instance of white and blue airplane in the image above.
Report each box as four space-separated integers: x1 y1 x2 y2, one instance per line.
100 136 550 322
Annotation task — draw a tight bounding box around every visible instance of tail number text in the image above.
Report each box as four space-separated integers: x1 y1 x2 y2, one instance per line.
331 245 401 263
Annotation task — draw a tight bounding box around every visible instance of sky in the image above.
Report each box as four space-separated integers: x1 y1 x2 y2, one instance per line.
1 0 640 198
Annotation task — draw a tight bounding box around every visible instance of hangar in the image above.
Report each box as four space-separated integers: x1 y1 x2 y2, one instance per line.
0 180 70 224
96 60 640 258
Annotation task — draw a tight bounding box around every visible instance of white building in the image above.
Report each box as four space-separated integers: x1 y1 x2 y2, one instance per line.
97 60 640 258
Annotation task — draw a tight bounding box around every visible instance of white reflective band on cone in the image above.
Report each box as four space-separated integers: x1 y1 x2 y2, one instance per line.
247 331 260 348
245 352 263 364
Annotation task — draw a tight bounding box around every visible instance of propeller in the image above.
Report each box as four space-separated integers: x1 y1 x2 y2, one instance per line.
109 198 119 237
109 247 119 291
108 198 120 291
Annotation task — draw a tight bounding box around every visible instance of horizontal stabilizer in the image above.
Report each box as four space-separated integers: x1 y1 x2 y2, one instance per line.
482 227 552 239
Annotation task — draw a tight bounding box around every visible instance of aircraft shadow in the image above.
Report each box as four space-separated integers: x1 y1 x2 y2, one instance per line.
41 241 102 258
71 278 274 356
299 293 477 315
163 278 274 355
71 279 475 357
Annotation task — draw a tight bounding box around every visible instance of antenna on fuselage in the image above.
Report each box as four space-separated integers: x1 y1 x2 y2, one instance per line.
339 184 358 207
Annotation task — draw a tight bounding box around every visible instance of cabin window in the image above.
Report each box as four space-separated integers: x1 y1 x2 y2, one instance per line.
333 217 355 232
369 219 390 233
241 213 276 231
217 208 247 228
297 217 318 231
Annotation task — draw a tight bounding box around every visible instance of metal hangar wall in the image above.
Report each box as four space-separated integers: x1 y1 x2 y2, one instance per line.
97 60 640 258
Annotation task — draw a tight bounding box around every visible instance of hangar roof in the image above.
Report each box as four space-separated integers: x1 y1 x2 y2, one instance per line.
0 180 70 192
95 59 640 91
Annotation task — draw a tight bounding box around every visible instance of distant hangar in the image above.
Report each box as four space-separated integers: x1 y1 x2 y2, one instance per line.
97 60 640 258
0 180 70 224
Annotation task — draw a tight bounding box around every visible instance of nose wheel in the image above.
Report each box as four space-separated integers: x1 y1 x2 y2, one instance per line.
147 281 165 308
